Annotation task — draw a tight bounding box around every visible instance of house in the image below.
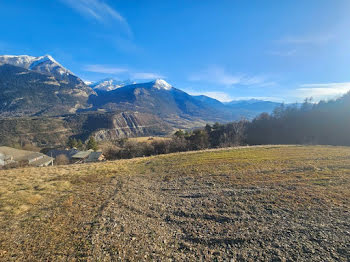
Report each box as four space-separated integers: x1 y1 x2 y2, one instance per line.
85 151 105 163
72 150 93 163
0 146 54 167
71 149 105 163
47 149 79 162
0 153 15 167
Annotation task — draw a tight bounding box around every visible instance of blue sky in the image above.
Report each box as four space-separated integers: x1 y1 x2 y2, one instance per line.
1 0 350 102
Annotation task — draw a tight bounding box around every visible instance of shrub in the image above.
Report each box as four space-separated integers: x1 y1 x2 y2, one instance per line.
55 154 70 165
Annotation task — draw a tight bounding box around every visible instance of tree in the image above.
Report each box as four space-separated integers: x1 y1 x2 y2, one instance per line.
188 129 209 150
86 137 98 151
174 129 185 138
77 139 84 150
67 137 78 148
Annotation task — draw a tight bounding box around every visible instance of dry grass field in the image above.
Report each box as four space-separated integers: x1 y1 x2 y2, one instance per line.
0 145 349 261
127 136 172 143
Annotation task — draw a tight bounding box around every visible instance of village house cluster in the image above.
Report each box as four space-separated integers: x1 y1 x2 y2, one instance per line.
47 148 105 164
0 146 105 168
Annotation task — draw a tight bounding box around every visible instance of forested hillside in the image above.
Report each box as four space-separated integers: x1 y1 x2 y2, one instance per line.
247 94 350 146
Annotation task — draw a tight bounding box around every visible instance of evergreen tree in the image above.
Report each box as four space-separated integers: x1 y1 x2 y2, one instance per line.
174 129 185 138
77 139 84 150
67 137 78 148
86 137 98 151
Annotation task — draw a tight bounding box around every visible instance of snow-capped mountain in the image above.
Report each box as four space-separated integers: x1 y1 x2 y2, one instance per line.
0 55 96 116
88 78 234 122
90 78 135 92
0 55 84 85
151 79 173 90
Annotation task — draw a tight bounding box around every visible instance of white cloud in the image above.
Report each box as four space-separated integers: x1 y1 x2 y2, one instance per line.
278 34 333 45
189 66 274 87
185 90 233 102
184 89 283 103
60 0 132 36
84 64 128 74
132 72 165 80
296 82 350 100
84 64 165 80
229 96 284 102
201 92 233 102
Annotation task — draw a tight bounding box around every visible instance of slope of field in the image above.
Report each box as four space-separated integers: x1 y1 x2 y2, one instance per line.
0 146 349 261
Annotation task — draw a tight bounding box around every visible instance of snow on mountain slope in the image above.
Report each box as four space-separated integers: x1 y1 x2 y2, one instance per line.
0 55 37 69
152 79 172 90
90 78 172 92
0 54 77 81
90 78 135 91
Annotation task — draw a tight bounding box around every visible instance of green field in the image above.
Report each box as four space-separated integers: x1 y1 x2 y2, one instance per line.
0 145 349 261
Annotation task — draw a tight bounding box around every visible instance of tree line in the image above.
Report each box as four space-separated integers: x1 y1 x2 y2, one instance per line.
103 120 248 160
247 94 350 146
67 137 98 151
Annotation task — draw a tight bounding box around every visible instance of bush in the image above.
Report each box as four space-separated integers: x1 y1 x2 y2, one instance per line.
55 154 70 165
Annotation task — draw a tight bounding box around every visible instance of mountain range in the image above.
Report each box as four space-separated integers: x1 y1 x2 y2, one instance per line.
0 55 281 145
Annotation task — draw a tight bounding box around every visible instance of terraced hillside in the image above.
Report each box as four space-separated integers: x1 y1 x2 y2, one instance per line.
0 146 349 261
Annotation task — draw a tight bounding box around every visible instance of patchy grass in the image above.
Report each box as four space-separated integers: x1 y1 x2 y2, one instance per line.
0 145 349 261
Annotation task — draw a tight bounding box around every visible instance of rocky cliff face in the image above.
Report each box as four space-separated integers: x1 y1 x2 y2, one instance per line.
91 112 171 141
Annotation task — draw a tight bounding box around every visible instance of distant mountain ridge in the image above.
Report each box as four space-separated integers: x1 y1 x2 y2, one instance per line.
224 99 282 118
0 54 281 132
88 79 237 123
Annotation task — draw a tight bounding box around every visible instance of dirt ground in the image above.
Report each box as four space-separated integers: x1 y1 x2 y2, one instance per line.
0 145 349 261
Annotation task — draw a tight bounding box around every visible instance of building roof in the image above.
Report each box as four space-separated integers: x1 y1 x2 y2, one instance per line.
85 151 103 162
72 150 92 159
0 146 41 161
47 149 79 159
29 155 54 167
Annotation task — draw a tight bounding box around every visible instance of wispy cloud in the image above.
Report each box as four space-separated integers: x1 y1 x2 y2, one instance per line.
84 64 165 80
186 91 234 102
184 89 282 103
229 96 283 102
189 66 275 87
132 72 165 80
296 82 350 100
60 0 132 36
84 64 128 74
278 34 334 45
